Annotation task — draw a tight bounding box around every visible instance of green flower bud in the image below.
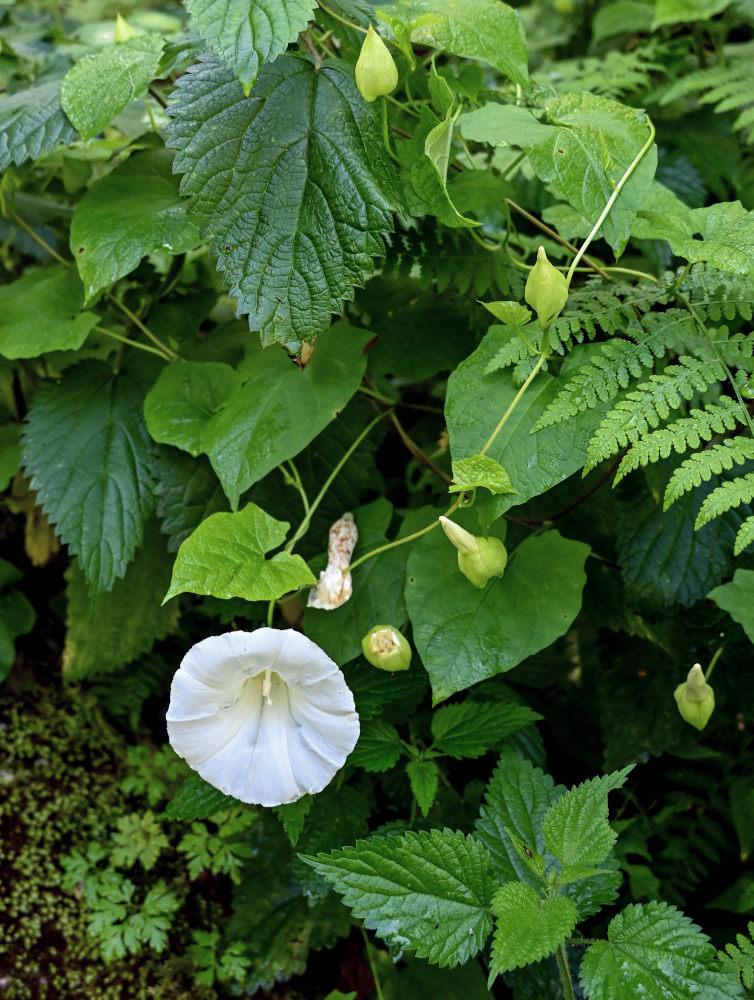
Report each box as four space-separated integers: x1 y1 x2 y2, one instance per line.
439 516 508 589
114 12 137 41
674 663 715 731
524 246 569 328
362 625 412 671
355 25 399 102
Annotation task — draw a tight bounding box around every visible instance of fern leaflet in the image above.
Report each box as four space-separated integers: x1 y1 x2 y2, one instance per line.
664 437 754 508
735 515 754 556
717 921 754 990
660 53 754 143
614 398 745 484
485 334 533 374
696 471 754 528
681 262 754 323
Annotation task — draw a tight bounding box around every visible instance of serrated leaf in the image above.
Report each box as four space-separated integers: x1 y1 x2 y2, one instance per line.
405 511 589 702
557 863 613 885
0 79 77 170
62 520 179 678
580 901 744 1000
166 53 401 344
449 455 518 496
0 266 97 360
431 701 542 759
542 767 633 868
275 795 313 846
151 447 229 553
22 361 155 595
708 569 754 645
489 883 578 981
165 502 316 602
303 829 497 967
459 93 656 253
349 718 403 772
406 759 439 817
70 149 201 300
185 0 315 90
61 36 164 141
380 0 528 88
294 784 372 899
146 321 369 507
163 773 238 820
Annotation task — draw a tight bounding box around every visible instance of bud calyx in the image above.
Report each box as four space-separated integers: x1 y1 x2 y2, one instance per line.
362 626 412 672
439 516 508 589
674 663 715 731
525 246 569 328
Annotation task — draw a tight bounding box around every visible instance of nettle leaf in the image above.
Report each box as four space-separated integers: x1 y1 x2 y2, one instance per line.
459 93 656 253
580 901 744 1000
22 361 155 595
304 829 497 967
185 0 315 91
349 718 403 772
62 520 179 679
0 79 76 170
61 36 164 141
70 149 202 301
431 701 542 759
166 53 401 344
151 448 229 553
145 321 369 507
0 266 97 360
406 759 440 817
165 502 316 603
708 569 754 645
163 773 238 820
405 510 589 702
380 0 529 89
542 766 634 868
489 883 578 981
275 795 313 847
449 455 518 496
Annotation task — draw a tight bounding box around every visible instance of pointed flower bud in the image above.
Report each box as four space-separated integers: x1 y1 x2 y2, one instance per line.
114 12 137 41
355 25 398 102
439 516 507 589
674 663 715 731
525 246 569 328
362 625 412 672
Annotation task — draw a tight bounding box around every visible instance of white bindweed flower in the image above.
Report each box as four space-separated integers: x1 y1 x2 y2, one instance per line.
307 513 359 610
166 628 360 806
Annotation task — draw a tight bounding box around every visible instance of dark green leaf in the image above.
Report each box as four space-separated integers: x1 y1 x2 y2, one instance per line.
0 266 97 359
275 795 313 847
0 79 76 170
349 718 403 772
151 447 229 553
406 758 440 816
431 701 542 759
163 774 239 820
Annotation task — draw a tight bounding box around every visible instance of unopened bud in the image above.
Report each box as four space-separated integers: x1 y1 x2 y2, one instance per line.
439 516 507 589
355 25 398 102
674 663 715 731
525 246 568 328
362 625 412 671
114 12 137 41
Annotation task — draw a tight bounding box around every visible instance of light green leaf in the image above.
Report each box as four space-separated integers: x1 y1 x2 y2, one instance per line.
446 330 610 523
431 701 542 759
379 0 529 88
405 513 589 701
652 0 733 28
557 863 614 885
411 108 479 228
580 901 744 1000
632 185 754 273
185 0 315 90
481 301 532 326
0 79 77 170
459 93 656 252
62 520 179 678
0 425 21 492
708 569 754 645
164 502 316 603
303 829 497 967
61 36 164 141
449 454 518 495
349 718 403 772
542 766 634 868
166 53 401 344
145 321 369 508
0 587 36 682
0 266 97 359
22 361 155 595
406 759 440 817
489 883 578 980
163 774 238 820
70 149 202 300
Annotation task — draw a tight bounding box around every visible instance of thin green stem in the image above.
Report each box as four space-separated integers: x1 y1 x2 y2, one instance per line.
556 943 575 1000
360 928 386 1000
565 119 656 288
385 93 420 119
316 0 367 32
283 459 311 515
266 598 275 628
286 409 390 554
347 495 463 574
381 97 400 163
469 228 503 252
480 351 549 456
10 210 67 264
357 384 396 405
498 150 526 182
706 645 724 681
505 199 610 280
92 325 172 360
669 260 692 295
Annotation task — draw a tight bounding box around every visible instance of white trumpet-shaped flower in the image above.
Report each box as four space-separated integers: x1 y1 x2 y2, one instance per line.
166 628 360 807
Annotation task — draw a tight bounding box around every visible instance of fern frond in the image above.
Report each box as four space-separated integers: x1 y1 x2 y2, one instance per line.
546 280 670 354
584 356 726 470
682 262 754 323
717 921 754 990
485 335 534 374
614 398 745 484
536 47 664 100
661 57 754 142
735 515 754 555
663 437 754 508
696 471 754 528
